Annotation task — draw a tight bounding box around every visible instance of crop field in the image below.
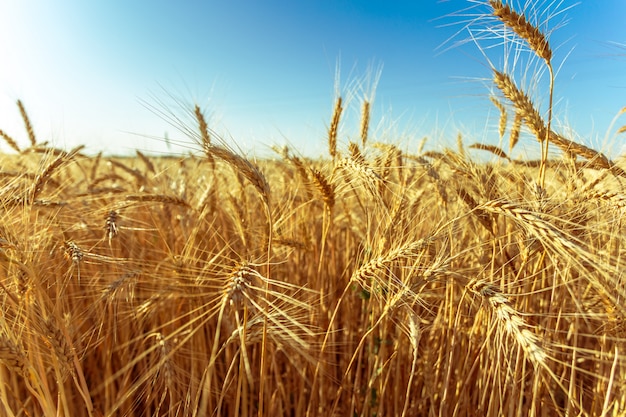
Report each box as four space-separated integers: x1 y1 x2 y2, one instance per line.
1 1 626 417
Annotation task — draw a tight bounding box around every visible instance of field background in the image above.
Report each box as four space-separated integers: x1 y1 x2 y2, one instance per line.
2 1 626 417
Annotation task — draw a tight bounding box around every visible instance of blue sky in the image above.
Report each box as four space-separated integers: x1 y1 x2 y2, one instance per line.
0 1 624 157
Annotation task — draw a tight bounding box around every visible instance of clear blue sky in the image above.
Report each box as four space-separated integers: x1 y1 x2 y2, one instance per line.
0 1 624 157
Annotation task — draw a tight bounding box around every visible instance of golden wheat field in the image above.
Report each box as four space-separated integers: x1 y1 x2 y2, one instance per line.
2 2 626 417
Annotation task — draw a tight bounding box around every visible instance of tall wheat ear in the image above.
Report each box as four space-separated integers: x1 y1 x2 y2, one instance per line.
328 96 342 160
17 99 37 147
488 0 554 187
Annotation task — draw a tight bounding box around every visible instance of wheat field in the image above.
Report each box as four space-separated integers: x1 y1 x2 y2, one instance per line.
1 2 626 416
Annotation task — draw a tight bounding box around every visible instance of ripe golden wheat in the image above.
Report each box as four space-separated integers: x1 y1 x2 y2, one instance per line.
0 2 625 416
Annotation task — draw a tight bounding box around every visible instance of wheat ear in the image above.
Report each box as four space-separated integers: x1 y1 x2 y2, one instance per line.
509 112 523 151
490 96 508 139
360 100 370 147
205 145 271 208
310 168 335 212
328 96 342 159
350 237 434 298
489 0 554 186
489 0 552 63
17 99 37 147
467 279 547 367
493 70 546 144
194 104 211 148
336 157 382 196
136 150 156 174
348 141 365 165
493 70 622 174
0 129 21 153
469 143 510 161
30 145 85 202
0 335 28 377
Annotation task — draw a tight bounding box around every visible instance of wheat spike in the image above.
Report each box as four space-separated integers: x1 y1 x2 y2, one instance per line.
30 145 85 202
490 95 508 139
0 336 28 376
469 143 510 161
350 237 434 296
194 104 211 149
136 150 156 174
206 145 271 208
493 70 547 142
17 99 37 147
310 168 335 212
489 0 552 64
328 96 342 159
105 210 119 242
456 132 466 160
123 193 190 208
337 157 382 191
0 129 21 153
467 279 547 367
43 316 74 377
509 112 523 151
348 141 365 165
493 70 621 174
360 100 370 147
